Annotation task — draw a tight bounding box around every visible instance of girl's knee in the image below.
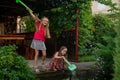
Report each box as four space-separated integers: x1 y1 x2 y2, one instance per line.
35 53 39 56
42 54 46 57
42 51 46 56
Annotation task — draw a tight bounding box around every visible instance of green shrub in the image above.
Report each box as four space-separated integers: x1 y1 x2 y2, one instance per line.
94 48 114 73
92 14 116 79
0 45 35 80
112 8 120 80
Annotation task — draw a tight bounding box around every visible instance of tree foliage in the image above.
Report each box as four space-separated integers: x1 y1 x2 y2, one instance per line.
112 2 120 80
92 14 116 79
24 0 117 56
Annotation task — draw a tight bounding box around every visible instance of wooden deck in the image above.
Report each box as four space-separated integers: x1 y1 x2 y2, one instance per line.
0 34 25 40
27 58 96 79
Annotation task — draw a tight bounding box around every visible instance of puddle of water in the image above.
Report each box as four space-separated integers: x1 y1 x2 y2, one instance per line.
38 70 80 80
38 69 111 80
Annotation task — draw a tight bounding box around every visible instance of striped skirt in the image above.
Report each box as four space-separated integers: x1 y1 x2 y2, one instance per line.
30 39 46 50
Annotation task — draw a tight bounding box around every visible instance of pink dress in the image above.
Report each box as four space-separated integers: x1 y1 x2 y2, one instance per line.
46 56 65 71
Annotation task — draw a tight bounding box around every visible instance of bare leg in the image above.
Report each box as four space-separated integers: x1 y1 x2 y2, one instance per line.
41 50 46 65
34 49 39 68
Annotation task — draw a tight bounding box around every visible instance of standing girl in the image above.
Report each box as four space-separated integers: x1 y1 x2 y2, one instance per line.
27 10 51 72
46 46 68 71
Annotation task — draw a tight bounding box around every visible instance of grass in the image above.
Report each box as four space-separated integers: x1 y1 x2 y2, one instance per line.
78 55 96 62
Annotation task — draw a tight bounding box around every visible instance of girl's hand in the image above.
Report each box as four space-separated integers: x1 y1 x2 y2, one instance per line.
61 56 65 59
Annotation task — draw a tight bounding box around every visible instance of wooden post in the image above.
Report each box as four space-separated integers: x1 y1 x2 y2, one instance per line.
30 48 34 60
75 6 79 62
25 46 29 59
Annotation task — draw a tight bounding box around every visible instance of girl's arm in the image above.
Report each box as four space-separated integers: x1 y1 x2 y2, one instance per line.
54 52 63 58
26 8 41 22
29 11 41 22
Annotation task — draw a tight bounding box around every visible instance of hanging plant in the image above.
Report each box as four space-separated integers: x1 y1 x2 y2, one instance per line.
22 16 36 32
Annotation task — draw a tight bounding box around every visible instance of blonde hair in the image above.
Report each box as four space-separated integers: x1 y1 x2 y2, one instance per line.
41 17 49 27
41 17 51 38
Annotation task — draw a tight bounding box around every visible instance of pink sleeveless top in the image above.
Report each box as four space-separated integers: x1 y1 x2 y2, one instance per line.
33 21 45 41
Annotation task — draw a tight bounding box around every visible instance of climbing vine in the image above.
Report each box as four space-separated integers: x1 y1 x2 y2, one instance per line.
24 0 116 56
39 0 116 56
